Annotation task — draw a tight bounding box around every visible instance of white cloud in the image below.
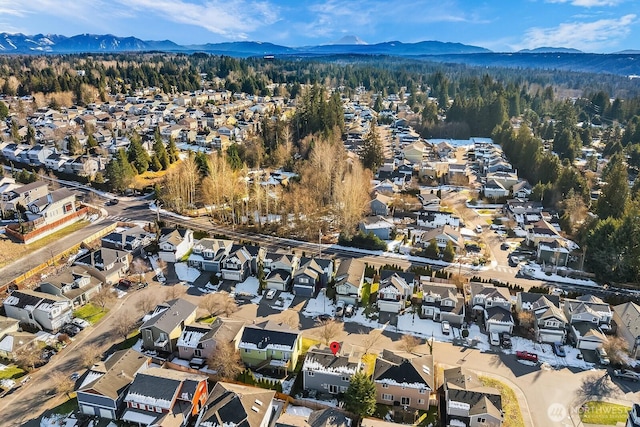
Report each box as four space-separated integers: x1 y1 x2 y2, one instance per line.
513 14 636 51
546 0 625 7
117 0 280 39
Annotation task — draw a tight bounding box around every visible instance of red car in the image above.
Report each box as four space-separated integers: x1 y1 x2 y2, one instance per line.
118 279 133 288
516 351 538 363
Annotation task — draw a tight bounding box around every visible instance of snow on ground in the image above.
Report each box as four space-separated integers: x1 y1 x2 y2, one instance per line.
286 406 314 417
148 255 166 282
294 396 339 408
271 292 295 311
302 291 335 316
395 311 490 350
344 307 382 329
234 277 260 295
282 377 296 395
174 263 200 283
132 339 143 352
504 336 595 370
520 264 599 287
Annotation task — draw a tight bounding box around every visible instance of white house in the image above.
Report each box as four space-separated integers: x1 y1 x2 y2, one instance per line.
3 289 73 332
158 228 194 263
376 273 413 313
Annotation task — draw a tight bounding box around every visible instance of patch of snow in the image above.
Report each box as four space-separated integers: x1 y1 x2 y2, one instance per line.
271 292 295 311
504 336 594 369
282 377 296 395
520 264 599 287
286 406 313 417
174 262 200 283
302 292 335 317
233 277 260 295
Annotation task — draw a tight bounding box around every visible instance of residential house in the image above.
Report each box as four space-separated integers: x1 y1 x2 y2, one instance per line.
443 366 503 427
402 141 429 164
570 322 608 350
525 219 562 248
158 228 194 263
24 144 55 166
292 257 334 297
1 180 49 212
221 244 264 281
265 269 292 292
436 141 454 158
613 302 640 359
448 163 469 184
516 292 566 344
39 269 103 307
416 210 460 230
121 367 209 426
195 382 275 427
238 321 302 373
302 345 362 395
334 258 365 305
76 349 151 420
416 225 465 253
101 225 153 254
140 299 198 355
177 318 245 361
485 171 519 189
563 295 613 329
512 181 532 199
482 179 509 200
373 350 435 412
359 216 394 241
263 252 299 273
25 187 78 227
0 316 32 361
469 283 513 334
420 281 465 326
376 272 413 313
188 238 234 272
3 289 73 332
370 193 393 216
73 247 132 285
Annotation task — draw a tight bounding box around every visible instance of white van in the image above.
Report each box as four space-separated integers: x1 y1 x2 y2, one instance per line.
490 331 500 346
475 225 483 234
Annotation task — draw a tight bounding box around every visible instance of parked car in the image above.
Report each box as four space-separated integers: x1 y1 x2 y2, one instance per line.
70 372 80 381
345 304 355 317
508 256 520 267
265 289 277 300
316 314 332 322
61 324 80 337
552 342 566 357
516 351 539 363
106 198 119 206
490 331 500 346
500 333 512 349
441 321 451 335
475 225 483 234
500 242 510 250
118 279 132 288
613 369 640 382
335 300 345 317
72 318 90 329
136 282 148 290
596 347 610 365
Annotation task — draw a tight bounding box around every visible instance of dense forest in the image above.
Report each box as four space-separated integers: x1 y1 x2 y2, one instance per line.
3 52 640 283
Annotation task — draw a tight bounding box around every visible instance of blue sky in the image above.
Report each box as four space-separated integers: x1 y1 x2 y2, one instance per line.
0 0 638 52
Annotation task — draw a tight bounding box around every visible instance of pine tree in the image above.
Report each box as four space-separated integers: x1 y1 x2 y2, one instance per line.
67 135 82 155
167 137 179 163
344 372 376 417
360 119 384 172
153 133 170 170
127 133 150 174
443 240 456 262
597 153 629 219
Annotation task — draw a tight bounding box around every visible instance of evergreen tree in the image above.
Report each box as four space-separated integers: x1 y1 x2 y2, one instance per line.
67 135 82 155
597 154 629 219
344 372 376 417
127 133 150 174
442 241 456 262
359 120 384 172
425 239 440 259
105 149 136 192
25 125 36 145
153 130 170 169
0 101 8 120
167 137 179 163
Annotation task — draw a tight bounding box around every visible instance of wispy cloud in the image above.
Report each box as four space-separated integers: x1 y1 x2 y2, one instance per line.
546 0 625 7
513 14 636 51
117 0 280 39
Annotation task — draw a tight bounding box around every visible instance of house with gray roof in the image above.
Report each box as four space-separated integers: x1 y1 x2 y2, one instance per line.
3 288 73 332
188 238 234 272
420 281 465 326
101 225 152 254
140 299 198 355
373 350 435 412
177 318 245 362
73 247 132 285
76 349 151 420
302 345 362 396
195 382 276 427
39 268 103 307
334 258 365 305
292 257 334 297
121 367 209 426
158 228 194 263
238 321 302 373
516 293 566 343
221 244 264 282
443 366 503 427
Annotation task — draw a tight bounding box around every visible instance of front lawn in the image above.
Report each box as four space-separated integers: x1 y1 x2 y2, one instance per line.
116 331 141 350
52 397 78 414
579 401 631 425
362 353 377 377
196 315 216 324
0 364 26 380
480 377 524 427
301 337 320 355
73 303 107 324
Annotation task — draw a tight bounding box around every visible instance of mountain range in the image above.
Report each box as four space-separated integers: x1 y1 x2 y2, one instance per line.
0 32 639 76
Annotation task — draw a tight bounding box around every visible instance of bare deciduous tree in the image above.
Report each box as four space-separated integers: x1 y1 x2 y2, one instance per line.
199 293 237 318
165 284 186 300
131 258 147 283
114 311 137 340
15 344 43 371
80 344 102 368
361 328 383 354
49 371 76 397
280 310 300 330
517 311 536 331
136 294 159 316
92 286 116 310
602 336 630 366
398 334 421 354
316 319 343 346
206 341 245 381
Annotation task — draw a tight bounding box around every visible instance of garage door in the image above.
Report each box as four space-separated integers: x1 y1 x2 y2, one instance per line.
99 408 114 419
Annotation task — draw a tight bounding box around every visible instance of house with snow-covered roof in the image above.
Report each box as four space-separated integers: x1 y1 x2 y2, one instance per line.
140 299 197 355
373 350 435 412
376 272 413 313
302 345 363 396
177 318 245 362
121 367 208 426
195 382 275 427
238 321 302 373
443 366 503 427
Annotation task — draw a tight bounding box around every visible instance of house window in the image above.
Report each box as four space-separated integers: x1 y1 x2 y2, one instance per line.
342 376 349 382
382 394 393 401
244 349 250 353
340 386 348 392
417 399 425 405
155 406 162 413
131 402 138 408
194 349 202 357
328 384 339 394
419 389 426 394
139 404 146 411
307 371 314 377
382 383 389 389
401 397 410 406
477 418 486 423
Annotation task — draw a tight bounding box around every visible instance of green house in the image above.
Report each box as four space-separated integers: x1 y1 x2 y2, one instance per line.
237 321 302 373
